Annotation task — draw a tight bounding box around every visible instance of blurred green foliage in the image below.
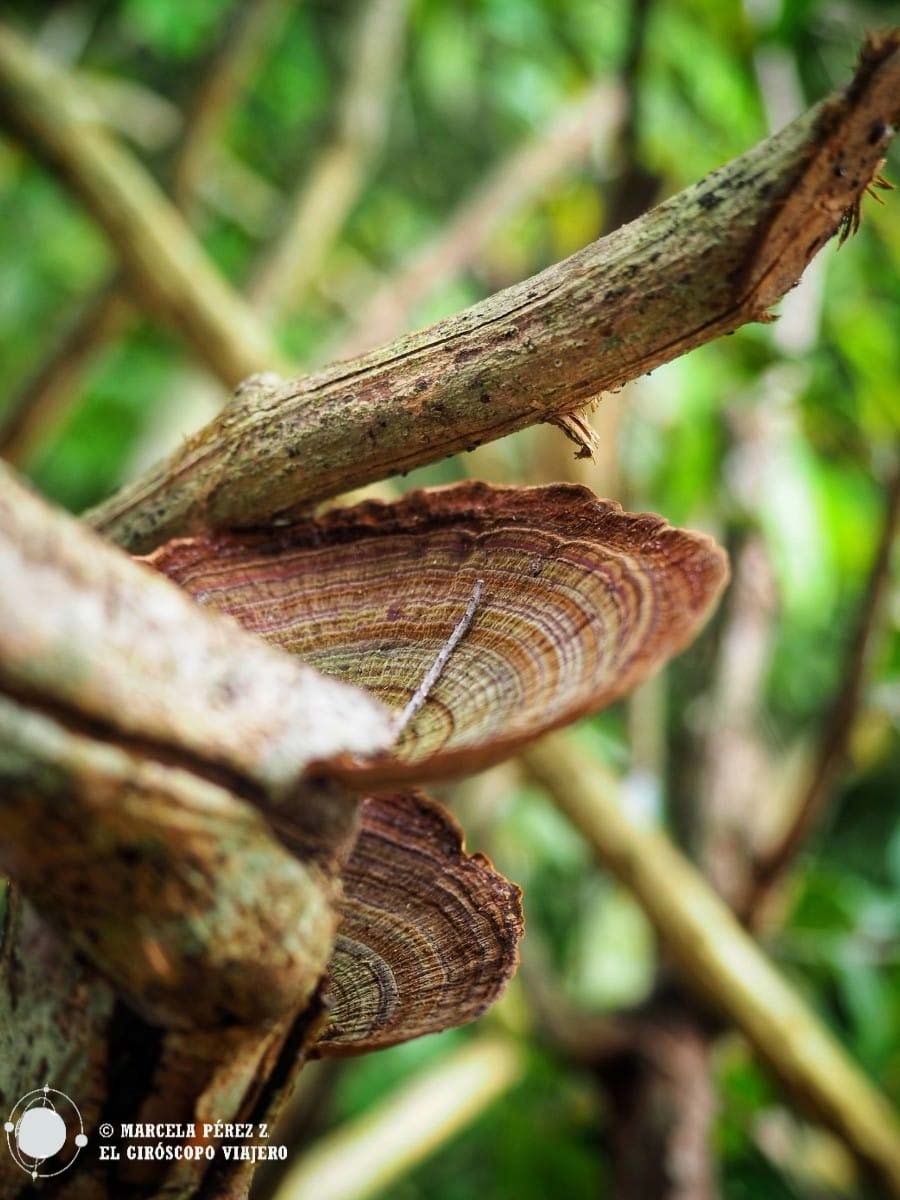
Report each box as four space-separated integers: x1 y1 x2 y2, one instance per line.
1 0 899 1197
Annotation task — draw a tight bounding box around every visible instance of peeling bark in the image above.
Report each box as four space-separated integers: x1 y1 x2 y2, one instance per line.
84 34 900 552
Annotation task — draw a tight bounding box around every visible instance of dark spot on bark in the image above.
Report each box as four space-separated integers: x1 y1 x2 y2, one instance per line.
454 347 478 363
868 119 889 145
698 191 721 210
415 377 429 392
480 392 491 403
833 164 847 178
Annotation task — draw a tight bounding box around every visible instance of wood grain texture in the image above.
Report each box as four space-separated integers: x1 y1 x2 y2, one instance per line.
317 791 523 1055
0 696 337 1029
88 34 900 552
147 482 728 783
0 464 395 802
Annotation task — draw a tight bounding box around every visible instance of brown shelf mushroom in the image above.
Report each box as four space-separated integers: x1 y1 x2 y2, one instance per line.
316 790 523 1056
148 481 729 784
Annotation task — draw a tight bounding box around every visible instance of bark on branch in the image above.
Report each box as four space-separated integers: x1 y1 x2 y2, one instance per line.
84 32 900 552
0 0 290 466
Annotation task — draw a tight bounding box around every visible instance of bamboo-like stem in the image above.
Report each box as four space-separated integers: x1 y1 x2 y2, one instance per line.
249 0 411 319
0 2 290 466
337 80 626 357
522 731 900 1196
271 1037 523 1200
172 0 292 214
0 281 132 463
746 456 900 921
85 33 900 552
0 21 288 389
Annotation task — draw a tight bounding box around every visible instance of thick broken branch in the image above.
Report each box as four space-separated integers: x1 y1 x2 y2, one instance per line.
523 731 900 1196
0 696 337 1029
0 21 288 388
86 33 900 552
0 464 394 801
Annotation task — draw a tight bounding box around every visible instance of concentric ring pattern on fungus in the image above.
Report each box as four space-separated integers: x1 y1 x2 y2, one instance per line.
316 791 523 1055
146 482 729 784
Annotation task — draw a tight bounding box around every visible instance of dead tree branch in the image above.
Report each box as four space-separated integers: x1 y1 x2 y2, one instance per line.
83 33 900 552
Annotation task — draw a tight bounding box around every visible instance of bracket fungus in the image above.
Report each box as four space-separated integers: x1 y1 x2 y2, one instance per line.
141 480 727 1050
318 791 523 1055
147 482 729 783
0 464 727 1162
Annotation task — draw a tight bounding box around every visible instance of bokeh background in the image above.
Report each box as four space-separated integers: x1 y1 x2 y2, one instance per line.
1 1 899 1197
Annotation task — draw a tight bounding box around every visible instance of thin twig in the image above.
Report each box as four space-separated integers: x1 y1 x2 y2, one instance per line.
172 0 291 214
0 281 132 463
397 579 483 736
602 0 660 234
746 457 900 923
